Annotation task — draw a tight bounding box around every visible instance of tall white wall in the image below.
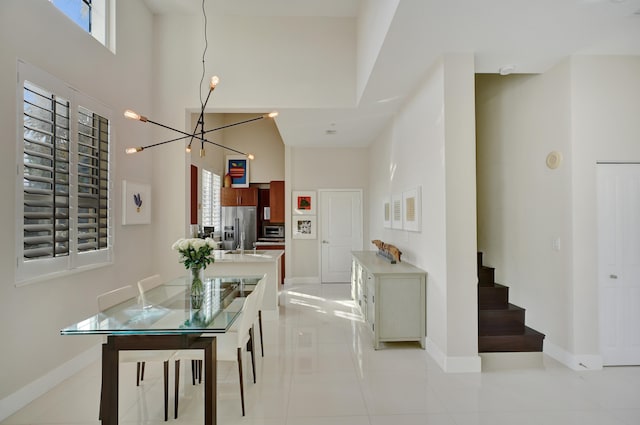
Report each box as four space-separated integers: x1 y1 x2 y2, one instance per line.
0 0 155 414
475 55 640 369
368 54 479 372
570 56 640 363
356 0 400 101
475 63 574 358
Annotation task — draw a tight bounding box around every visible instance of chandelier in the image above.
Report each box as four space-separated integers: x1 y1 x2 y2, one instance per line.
124 0 277 159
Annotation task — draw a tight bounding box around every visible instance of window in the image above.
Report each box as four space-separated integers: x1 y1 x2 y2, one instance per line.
202 169 221 235
17 62 113 284
50 0 110 49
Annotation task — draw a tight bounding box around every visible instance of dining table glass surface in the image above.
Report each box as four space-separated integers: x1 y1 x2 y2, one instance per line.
60 275 263 336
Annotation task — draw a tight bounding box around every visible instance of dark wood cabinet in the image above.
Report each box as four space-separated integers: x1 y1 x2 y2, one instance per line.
221 187 258 206
269 180 285 223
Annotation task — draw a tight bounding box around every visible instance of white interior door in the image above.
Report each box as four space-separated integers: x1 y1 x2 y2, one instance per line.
320 190 362 283
597 163 640 366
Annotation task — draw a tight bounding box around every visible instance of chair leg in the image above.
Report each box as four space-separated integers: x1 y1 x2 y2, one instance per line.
237 348 245 416
258 310 264 357
136 362 142 386
249 327 256 384
163 361 168 421
191 359 196 385
174 360 180 419
140 361 146 382
198 360 203 384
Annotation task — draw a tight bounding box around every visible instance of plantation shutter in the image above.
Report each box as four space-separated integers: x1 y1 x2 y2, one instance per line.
77 106 110 252
22 81 71 260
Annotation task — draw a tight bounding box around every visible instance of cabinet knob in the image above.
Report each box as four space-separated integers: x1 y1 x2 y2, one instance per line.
322 240 329 244
610 274 618 279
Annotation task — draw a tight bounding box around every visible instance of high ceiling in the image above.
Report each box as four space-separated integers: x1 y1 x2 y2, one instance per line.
143 0 640 147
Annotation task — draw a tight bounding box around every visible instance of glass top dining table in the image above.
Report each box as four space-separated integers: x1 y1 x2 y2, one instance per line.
61 274 265 425
61 275 263 336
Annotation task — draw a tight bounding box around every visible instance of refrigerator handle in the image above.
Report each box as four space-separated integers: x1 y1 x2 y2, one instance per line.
234 217 240 249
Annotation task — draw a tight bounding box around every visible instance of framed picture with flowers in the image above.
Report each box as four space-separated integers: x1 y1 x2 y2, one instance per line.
225 155 250 188
122 180 151 225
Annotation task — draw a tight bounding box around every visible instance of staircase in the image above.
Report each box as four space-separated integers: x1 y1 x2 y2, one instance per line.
477 252 545 352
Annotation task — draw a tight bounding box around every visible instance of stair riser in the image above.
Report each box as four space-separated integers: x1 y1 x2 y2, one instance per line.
478 286 509 309
479 334 544 352
479 309 525 335
478 266 495 286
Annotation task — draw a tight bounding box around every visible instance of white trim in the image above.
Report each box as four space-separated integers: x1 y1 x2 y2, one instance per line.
426 337 482 373
0 345 101 422
285 276 321 285
544 340 603 371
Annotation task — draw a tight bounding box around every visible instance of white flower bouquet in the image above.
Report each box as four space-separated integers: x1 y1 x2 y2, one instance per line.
171 237 217 270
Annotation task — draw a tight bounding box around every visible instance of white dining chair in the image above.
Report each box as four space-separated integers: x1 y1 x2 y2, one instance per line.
252 277 266 357
172 279 262 418
97 284 174 421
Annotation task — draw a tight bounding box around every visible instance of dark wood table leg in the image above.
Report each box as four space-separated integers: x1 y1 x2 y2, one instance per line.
101 339 119 425
203 337 217 425
100 335 216 425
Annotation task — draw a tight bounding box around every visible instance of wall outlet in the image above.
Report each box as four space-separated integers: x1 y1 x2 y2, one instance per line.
553 237 561 251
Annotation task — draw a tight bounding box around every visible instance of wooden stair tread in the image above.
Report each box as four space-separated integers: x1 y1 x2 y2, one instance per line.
477 252 545 353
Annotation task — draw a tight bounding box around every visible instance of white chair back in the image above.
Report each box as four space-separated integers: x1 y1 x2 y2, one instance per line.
254 277 266 311
235 287 260 347
137 274 162 293
97 285 137 312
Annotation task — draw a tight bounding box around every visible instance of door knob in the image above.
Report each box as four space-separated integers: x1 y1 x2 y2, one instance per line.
610 274 618 279
322 240 329 244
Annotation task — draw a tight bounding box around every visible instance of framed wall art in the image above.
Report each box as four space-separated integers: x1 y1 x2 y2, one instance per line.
122 180 151 225
225 155 250 188
391 193 403 230
292 215 317 239
383 197 391 228
293 191 316 215
402 186 422 232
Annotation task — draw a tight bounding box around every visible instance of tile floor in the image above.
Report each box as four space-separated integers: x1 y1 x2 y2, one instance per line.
3 283 640 425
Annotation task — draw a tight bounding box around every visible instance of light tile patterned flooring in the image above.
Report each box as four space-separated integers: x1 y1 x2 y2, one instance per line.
3 283 640 425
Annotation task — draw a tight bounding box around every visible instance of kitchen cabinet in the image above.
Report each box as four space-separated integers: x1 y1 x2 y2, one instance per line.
269 180 285 223
351 251 426 349
221 187 258 206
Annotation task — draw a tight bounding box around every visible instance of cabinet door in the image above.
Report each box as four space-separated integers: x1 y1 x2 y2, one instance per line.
237 187 258 206
365 272 375 331
221 187 238 206
269 180 285 223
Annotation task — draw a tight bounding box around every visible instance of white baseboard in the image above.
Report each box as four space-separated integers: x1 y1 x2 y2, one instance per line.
0 344 101 422
425 337 482 373
544 340 603 370
284 276 321 285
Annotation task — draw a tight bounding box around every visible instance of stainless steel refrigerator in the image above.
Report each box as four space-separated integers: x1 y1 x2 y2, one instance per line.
221 206 257 251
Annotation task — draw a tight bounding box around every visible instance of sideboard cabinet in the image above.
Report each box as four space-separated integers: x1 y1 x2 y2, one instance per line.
351 251 426 349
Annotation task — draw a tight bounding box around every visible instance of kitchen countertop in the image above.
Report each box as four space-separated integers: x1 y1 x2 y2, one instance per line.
212 249 284 263
255 240 284 246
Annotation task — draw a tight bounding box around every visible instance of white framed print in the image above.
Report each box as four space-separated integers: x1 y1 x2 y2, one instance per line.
383 197 391 228
403 186 422 232
122 180 151 225
391 193 403 230
293 191 316 215
292 215 317 239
